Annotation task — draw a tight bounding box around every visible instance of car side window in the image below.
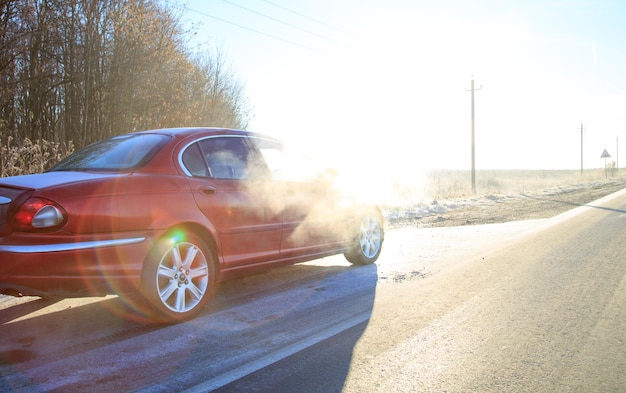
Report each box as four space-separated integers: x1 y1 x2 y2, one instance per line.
252 138 319 182
197 137 252 180
181 143 209 177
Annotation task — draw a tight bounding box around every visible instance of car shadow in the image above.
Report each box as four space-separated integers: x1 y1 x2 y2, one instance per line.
209 262 378 393
0 295 155 367
0 260 377 393
0 297 62 326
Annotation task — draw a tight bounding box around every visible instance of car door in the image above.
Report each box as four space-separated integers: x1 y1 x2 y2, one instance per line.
181 136 282 268
249 138 349 259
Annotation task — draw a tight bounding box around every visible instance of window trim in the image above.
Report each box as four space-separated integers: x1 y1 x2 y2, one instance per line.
178 135 275 180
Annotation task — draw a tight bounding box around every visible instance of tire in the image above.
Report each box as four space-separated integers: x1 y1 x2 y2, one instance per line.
344 210 384 265
140 231 216 322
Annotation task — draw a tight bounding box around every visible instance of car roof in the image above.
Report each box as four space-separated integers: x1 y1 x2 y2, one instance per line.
133 127 274 141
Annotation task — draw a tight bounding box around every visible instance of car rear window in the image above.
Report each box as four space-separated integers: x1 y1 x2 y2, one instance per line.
49 134 170 172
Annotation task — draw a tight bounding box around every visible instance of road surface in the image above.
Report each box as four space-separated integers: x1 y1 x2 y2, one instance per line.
1 189 625 392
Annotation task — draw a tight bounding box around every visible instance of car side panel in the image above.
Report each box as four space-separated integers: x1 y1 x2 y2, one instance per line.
36 174 196 234
275 181 353 259
185 177 282 268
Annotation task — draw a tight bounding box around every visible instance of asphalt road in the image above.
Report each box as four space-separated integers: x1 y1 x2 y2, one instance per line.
1 188 625 392
348 189 626 392
215 189 626 392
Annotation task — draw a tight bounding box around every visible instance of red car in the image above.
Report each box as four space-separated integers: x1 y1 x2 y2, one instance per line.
0 128 384 322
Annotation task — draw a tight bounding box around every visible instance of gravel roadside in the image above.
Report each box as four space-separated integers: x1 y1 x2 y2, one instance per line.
386 177 626 229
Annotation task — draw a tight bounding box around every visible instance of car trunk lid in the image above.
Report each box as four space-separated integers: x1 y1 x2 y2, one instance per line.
0 172 121 236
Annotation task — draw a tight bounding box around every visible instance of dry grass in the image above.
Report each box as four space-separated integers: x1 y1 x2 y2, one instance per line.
427 169 619 197
385 168 623 208
1 137 74 178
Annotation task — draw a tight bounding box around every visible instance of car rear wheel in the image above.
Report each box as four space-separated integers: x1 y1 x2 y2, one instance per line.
344 210 384 265
141 231 216 322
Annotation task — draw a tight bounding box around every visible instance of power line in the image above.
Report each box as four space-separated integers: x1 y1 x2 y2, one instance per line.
221 0 350 47
167 1 334 56
261 0 360 38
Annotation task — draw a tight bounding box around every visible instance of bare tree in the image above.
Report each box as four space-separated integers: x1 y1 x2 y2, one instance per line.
0 0 252 152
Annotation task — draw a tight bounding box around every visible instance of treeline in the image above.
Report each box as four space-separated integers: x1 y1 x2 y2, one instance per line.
0 0 250 151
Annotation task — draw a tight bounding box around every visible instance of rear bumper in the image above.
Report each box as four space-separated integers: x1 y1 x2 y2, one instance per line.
0 233 154 297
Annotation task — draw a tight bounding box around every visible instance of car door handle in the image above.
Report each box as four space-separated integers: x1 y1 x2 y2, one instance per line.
200 187 216 195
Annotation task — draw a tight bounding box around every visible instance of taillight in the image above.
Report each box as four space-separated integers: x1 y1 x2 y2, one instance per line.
12 198 67 231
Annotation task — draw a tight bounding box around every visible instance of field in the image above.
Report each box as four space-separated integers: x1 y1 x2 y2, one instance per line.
384 169 626 228
388 168 620 202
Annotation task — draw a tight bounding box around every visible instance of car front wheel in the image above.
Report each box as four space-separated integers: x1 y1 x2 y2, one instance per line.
141 231 216 322
344 210 384 265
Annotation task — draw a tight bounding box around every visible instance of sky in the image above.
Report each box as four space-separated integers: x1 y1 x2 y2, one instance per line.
176 0 626 172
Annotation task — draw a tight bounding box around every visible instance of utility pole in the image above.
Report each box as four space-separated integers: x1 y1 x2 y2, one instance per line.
617 136 619 172
466 78 482 193
578 123 585 175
